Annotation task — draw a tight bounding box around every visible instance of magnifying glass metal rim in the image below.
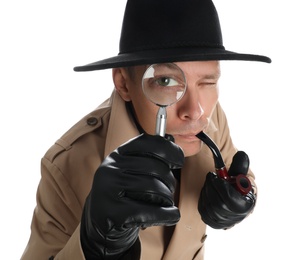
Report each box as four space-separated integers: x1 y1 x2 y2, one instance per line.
142 63 187 106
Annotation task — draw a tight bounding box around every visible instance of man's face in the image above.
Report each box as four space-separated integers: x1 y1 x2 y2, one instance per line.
115 61 220 157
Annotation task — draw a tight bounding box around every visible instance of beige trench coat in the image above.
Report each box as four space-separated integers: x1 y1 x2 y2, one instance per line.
21 90 255 260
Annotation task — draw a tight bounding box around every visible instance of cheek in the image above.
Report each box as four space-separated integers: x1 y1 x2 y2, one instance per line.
131 97 159 135
201 89 219 115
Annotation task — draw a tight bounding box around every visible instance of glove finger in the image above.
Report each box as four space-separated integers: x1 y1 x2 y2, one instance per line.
122 176 175 207
228 151 249 177
117 133 184 169
93 156 176 207
207 172 255 213
115 154 176 193
198 191 237 229
120 202 180 228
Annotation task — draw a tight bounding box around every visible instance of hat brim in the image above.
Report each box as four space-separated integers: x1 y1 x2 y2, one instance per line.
73 47 271 72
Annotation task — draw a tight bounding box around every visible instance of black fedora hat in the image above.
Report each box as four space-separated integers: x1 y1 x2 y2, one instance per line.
74 0 271 72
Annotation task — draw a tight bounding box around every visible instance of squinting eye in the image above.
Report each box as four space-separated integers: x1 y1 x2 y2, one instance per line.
200 82 217 88
156 77 179 87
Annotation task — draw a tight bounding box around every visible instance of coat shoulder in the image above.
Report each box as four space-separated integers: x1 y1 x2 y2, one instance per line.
44 105 111 163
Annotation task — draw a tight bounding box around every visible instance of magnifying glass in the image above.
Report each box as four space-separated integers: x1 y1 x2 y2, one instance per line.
142 63 187 137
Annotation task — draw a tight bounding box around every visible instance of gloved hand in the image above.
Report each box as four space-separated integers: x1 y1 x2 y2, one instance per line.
80 133 184 259
198 151 256 229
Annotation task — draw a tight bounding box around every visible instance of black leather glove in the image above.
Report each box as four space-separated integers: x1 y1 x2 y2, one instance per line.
80 133 184 259
198 151 256 229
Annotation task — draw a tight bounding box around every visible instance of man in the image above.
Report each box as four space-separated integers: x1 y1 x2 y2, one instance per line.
21 0 271 259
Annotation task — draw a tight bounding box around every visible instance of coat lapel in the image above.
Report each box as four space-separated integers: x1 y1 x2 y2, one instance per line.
104 90 139 157
162 154 210 260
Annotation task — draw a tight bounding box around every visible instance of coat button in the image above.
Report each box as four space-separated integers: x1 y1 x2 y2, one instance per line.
87 117 98 126
200 234 207 243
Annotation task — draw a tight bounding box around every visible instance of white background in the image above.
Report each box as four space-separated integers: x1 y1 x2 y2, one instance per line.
1 0 289 259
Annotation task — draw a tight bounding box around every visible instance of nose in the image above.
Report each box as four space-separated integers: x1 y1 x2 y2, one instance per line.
177 88 204 121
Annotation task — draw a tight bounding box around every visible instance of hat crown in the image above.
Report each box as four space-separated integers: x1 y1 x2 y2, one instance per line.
73 0 271 72
119 0 224 54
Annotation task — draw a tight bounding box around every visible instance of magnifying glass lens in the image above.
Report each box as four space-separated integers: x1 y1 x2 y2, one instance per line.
142 63 186 107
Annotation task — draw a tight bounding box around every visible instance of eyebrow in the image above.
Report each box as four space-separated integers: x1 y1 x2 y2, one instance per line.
199 71 221 80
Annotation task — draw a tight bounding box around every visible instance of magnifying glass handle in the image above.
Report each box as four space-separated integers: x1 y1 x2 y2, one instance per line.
155 106 167 137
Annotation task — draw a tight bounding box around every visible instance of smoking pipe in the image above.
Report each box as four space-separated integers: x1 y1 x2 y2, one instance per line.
196 131 252 195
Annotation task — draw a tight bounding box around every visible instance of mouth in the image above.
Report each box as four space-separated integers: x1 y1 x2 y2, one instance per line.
174 133 201 141
169 122 209 142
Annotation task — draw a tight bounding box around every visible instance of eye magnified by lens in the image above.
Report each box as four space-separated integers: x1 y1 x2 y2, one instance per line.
142 63 186 107
142 63 187 136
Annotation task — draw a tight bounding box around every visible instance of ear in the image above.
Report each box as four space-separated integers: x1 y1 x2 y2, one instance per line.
112 68 131 101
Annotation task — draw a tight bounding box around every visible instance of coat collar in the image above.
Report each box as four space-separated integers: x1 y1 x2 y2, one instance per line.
104 90 139 157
